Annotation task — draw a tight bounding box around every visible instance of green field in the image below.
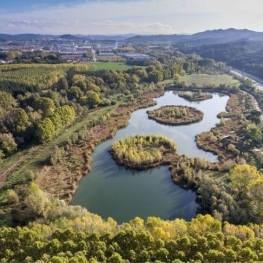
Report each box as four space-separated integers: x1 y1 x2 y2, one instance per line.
90 62 132 71
161 74 240 87
181 74 240 87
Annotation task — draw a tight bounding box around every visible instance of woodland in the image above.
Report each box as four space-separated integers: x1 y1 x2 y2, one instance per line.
177 39 263 79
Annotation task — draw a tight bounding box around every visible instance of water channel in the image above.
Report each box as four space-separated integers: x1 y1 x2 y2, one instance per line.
71 91 229 223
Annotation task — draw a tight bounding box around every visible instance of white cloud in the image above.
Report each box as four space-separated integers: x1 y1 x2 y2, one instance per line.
0 0 263 34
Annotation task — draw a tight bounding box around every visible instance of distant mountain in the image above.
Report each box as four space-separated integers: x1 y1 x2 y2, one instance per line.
126 29 263 45
0 34 13 40
126 34 187 43
1 29 263 43
74 34 137 41
0 34 58 40
59 34 79 39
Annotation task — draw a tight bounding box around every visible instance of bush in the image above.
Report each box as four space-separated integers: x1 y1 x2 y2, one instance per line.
6 189 19 204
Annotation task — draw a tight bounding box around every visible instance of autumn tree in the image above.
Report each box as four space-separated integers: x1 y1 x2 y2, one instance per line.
229 164 260 193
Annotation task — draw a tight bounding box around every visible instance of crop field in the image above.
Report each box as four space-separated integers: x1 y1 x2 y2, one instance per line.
0 64 89 92
90 62 133 71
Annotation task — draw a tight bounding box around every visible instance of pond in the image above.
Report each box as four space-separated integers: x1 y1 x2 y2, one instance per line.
71 91 229 223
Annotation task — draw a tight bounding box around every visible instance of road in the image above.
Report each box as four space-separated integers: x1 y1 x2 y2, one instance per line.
231 68 263 91
231 69 263 122
91 49 97 62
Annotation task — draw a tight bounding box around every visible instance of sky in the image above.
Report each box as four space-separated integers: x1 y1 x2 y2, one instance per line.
0 0 263 35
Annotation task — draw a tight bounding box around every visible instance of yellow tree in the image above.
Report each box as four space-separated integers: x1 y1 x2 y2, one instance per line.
229 164 260 192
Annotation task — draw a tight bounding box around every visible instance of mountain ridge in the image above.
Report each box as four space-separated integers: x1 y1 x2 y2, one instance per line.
0 29 263 43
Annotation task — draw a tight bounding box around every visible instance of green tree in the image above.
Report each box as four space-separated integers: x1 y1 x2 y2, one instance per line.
11 108 30 134
246 123 262 144
85 91 101 108
58 77 69 91
0 133 17 154
25 182 51 218
55 105 75 126
0 91 16 109
35 97 55 117
6 189 19 204
68 86 84 100
147 70 164 84
36 118 56 142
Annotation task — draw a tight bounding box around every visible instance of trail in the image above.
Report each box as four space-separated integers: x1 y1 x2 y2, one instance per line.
0 145 40 186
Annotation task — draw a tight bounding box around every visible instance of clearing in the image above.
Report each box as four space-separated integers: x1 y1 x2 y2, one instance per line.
161 74 240 87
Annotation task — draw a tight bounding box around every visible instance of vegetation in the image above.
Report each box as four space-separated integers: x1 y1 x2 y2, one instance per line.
110 134 177 169
91 62 132 71
178 39 263 79
178 90 212 101
147 105 203 125
179 74 239 87
195 91 263 164
1 44 263 260
1 209 263 262
0 50 64 64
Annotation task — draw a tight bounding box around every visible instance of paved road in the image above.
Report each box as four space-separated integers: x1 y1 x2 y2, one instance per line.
231 69 263 91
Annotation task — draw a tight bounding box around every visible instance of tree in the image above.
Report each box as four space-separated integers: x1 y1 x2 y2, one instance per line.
68 86 84 100
11 108 30 134
36 118 56 143
6 189 19 204
147 70 164 84
246 123 262 144
85 91 101 108
0 91 16 109
34 97 55 117
0 133 17 155
229 164 260 193
55 105 75 126
25 183 51 218
57 77 69 91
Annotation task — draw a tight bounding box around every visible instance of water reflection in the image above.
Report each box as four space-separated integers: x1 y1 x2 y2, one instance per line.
71 91 229 223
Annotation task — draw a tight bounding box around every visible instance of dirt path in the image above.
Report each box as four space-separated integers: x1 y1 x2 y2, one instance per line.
0 155 26 185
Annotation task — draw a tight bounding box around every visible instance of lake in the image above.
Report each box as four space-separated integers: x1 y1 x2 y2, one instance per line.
71 91 229 223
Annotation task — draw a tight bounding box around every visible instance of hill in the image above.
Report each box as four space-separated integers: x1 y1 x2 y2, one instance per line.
126 28 263 44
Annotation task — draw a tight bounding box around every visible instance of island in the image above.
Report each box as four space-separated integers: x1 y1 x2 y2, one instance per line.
109 134 177 169
147 105 204 125
178 90 212 101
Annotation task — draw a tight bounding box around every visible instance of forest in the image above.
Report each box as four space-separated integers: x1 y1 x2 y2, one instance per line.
177 39 263 79
1 44 263 261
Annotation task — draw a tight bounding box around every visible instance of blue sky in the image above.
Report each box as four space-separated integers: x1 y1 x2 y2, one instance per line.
0 0 263 35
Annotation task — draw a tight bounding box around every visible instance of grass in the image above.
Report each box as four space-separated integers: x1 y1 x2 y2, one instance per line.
1 106 116 189
180 74 240 87
89 62 133 71
160 74 240 87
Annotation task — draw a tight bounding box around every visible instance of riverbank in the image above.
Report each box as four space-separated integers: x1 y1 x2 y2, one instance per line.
36 92 164 203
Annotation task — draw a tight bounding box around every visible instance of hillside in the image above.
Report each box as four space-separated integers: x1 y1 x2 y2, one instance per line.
126 28 263 44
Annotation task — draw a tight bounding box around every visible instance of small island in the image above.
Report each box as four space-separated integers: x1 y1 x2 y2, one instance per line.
110 134 177 169
178 90 212 101
147 105 204 125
